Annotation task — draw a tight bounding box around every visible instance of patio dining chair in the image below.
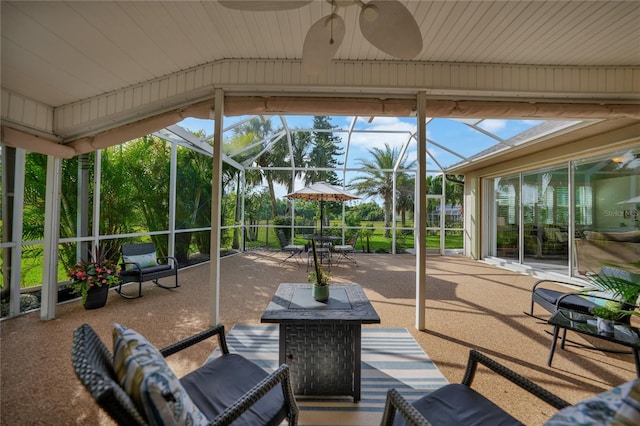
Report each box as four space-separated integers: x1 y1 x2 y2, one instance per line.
306 238 332 272
277 230 305 266
333 231 359 266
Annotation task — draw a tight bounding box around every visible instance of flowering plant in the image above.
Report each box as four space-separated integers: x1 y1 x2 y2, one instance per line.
68 249 120 304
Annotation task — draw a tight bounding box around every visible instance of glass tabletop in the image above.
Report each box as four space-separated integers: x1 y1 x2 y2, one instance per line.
549 308 640 348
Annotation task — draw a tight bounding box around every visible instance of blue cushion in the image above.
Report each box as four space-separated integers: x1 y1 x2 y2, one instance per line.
123 252 158 270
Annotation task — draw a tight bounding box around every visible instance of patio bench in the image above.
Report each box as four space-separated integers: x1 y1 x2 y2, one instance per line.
117 242 179 299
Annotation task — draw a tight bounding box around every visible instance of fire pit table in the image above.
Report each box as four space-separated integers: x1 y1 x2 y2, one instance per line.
260 283 380 402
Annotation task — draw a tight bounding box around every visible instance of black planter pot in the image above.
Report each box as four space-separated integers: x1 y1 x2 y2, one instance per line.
83 284 109 310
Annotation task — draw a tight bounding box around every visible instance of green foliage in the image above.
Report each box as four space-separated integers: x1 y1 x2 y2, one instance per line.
591 302 625 321
585 272 640 320
273 216 292 241
347 202 383 222
350 144 415 237
175 143 212 258
426 174 465 206
305 116 343 185
586 273 640 306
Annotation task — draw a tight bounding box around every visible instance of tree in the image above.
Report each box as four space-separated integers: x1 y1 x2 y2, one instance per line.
275 130 312 196
350 143 416 238
234 118 281 218
426 174 465 224
305 116 343 186
175 139 213 259
396 173 415 226
115 136 171 256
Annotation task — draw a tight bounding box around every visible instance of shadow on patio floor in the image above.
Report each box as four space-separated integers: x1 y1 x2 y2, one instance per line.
1 252 637 425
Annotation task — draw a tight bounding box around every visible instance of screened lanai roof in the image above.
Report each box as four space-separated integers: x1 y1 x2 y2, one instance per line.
153 115 588 176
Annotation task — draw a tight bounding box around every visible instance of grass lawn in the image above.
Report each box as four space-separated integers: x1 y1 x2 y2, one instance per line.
244 221 463 253
11 222 463 288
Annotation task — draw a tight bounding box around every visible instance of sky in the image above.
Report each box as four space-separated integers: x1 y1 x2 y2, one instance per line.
176 114 545 201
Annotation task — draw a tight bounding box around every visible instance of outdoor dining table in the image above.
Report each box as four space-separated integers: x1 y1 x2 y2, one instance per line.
301 234 341 243
302 235 341 270
260 283 380 402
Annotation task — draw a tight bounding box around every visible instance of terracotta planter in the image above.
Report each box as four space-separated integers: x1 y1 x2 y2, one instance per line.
312 284 329 302
83 284 109 310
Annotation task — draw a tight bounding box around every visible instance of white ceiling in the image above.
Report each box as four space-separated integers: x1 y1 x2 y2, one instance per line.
3 0 639 108
1 0 639 157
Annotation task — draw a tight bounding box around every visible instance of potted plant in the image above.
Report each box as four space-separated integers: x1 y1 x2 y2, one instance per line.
583 269 640 333
308 239 330 302
591 301 626 334
68 246 120 309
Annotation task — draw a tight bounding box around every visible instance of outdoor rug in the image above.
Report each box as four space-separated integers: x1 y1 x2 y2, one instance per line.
214 324 448 425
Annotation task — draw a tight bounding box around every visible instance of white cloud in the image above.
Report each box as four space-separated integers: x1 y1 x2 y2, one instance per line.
478 119 507 132
349 117 417 155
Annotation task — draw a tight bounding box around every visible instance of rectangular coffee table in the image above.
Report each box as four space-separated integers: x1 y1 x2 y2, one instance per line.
260 283 380 402
547 308 640 377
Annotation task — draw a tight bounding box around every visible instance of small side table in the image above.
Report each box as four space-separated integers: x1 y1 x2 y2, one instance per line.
261 283 380 402
547 308 640 377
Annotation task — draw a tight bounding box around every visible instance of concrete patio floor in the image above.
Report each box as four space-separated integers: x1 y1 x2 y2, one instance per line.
1 251 637 425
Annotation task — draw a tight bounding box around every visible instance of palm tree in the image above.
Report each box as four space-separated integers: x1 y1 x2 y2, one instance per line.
350 143 416 238
233 118 281 218
396 173 415 227
271 130 312 200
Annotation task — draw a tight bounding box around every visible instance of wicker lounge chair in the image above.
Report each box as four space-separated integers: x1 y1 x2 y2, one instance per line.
71 323 298 426
381 349 570 426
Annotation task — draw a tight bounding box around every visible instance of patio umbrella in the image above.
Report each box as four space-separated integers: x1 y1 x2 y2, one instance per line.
285 182 359 236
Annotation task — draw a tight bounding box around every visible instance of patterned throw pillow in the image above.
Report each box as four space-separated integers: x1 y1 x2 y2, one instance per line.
112 323 208 426
545 379 640 426
123 252 158 270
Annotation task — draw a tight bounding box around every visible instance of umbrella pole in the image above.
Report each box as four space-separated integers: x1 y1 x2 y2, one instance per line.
320 199 324 236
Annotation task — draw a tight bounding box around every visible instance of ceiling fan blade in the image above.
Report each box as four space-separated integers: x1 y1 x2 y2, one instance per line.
218 1 312 12
302 14 345 74
358 0 423 59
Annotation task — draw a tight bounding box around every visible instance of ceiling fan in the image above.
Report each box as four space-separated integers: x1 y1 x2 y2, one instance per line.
218 0 423 74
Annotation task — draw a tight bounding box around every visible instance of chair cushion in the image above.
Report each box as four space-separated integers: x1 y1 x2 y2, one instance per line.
123 252 158 270
112 323 208 426
181 353 287 426
534 288 595 313
120 264 172 276
544 379 640 425
393 383 521 426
